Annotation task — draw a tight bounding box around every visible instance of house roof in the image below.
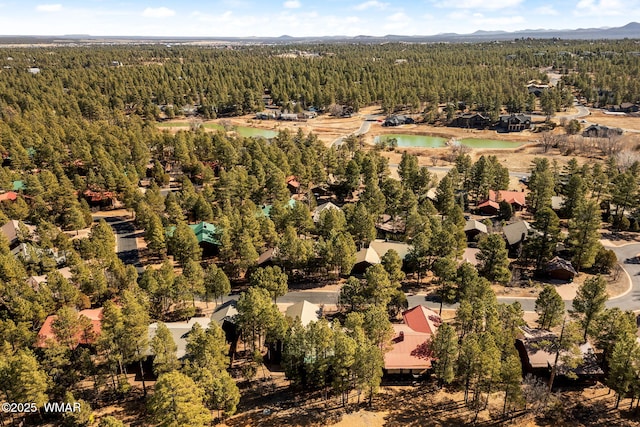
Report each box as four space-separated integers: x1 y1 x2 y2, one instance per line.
354 246 382 266
384 305 442 371
211 300 238 325
0 191 18 202
167 221 221 246
285 300 321 326
477 200 500 211
503 221 532 246
545 257 577 275
189 221 221 246
518 326 603 375
148 317 212 359
12 180 25 191
312 202 341 222
1 219 36 244
551 195 564 211
27 266 73 287
464 219 488 234
489 190 526 207
36 307 103 349
285 175 300 188
369 239 412 261
384 324 433 371
402 305 442 335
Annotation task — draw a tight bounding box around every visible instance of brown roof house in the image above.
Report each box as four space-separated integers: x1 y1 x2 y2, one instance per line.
477 190 526 215
545 257 577 282
37 308 103 349
515 326 603 380
385 306 442 375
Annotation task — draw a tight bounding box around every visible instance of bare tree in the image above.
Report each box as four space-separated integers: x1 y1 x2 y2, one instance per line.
540 132 557 153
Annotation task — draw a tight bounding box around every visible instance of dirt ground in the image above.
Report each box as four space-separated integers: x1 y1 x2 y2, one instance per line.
583 110 640 131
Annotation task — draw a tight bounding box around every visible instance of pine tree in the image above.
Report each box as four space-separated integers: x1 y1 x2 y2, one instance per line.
148 371 211 427
535 285 565 330
203 264 230 306
571 275 608 341
430 323 458 386
145 212 167 259
151 322 180 376
168 222 202 266
607 332 640 408
250 266 288 303
568 199 601 271
476 234 511 284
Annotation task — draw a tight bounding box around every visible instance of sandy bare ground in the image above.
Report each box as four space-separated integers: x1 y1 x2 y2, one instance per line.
583 110 640 131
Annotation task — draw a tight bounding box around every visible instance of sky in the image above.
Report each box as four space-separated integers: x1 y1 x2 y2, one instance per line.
0 0 639 37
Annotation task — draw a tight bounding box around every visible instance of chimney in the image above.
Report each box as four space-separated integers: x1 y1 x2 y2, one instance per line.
398 331 404 342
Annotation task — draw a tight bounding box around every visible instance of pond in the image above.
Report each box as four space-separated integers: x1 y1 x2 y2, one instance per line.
234 126 279 139
375 134 447 148
374 134 523 149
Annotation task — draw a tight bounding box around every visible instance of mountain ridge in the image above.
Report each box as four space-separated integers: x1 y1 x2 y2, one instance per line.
0 22 639 44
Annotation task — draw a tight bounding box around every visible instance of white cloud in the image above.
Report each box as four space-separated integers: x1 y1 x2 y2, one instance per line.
435 0 523 10
353 1 388 11
36 4 62 12
142 7 175 18
575 0 626 16
283 0 301 8
534 5 558 15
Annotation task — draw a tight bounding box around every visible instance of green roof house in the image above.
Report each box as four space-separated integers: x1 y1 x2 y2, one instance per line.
12 180 25 191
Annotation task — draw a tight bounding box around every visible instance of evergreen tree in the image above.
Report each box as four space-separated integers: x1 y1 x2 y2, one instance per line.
607 332 640 408
568 199 601 271
430 323 458 386
168 222 202 266
203 264 231 306
148 371 211 427
250 266 288 303
476 234 511 284
571 275 608 341
535 285 565 330
151 322 180 376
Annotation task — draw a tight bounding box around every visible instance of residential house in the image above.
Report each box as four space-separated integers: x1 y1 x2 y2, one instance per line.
211 300 239 345
527 83 550 96
449 112 491 129
27 266 73 290
352 239 412 273
502 220 533 254
610 103 639 113
498 114 532 132
285 300 321 327
36 308 103 349
545 257 577 281
464 219 488 242
312 202 342 223
167 221 222 256
551 195 565 212
382 115 415 127
384 306 442 375
375 214 406 239
0 191 18 202
285 175 301 194
477 190 526 215
147 316 212 359
83 189 117 209
516 326 603 380
582 124 623 138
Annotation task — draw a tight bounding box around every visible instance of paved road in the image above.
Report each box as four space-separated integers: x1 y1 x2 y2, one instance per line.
606 243 640 311
331 117 373 148
97 214 144 272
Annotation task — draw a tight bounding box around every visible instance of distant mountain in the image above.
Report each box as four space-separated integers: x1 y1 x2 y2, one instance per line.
1 22 639 45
